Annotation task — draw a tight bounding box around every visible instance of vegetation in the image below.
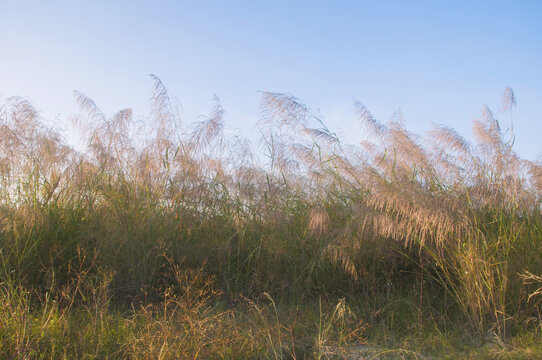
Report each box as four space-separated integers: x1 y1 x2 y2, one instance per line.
0 77 541 359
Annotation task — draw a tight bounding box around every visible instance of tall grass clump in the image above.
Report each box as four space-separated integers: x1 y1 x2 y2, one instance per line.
333 92 540 337
255 88 541 338
0 78 540 357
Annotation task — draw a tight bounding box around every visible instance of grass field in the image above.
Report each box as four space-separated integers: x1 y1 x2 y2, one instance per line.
0 78 541 359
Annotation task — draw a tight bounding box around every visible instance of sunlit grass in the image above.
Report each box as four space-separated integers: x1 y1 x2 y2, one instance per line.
0 78 540 358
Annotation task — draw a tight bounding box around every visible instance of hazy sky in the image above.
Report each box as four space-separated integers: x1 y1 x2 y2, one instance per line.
1 0 541 160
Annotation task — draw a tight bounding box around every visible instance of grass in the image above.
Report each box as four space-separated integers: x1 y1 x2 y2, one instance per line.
0 78 541 358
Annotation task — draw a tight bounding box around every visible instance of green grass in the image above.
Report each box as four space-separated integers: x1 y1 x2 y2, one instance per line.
0 81 541 358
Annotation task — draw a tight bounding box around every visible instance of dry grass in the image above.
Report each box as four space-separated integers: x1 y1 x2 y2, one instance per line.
0 79 540 358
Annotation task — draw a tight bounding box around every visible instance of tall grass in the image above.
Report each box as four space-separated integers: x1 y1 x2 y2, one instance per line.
0 78 540 358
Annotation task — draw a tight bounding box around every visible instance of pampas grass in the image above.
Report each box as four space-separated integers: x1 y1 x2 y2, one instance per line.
0 77 540 358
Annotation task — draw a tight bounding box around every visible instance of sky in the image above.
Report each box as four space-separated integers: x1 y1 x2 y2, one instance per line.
1 0 541 160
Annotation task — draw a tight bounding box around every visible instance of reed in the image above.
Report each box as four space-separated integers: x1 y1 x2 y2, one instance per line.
0 78 540 358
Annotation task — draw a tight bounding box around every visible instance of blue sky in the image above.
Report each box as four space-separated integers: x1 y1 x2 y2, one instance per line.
1 0 541 160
